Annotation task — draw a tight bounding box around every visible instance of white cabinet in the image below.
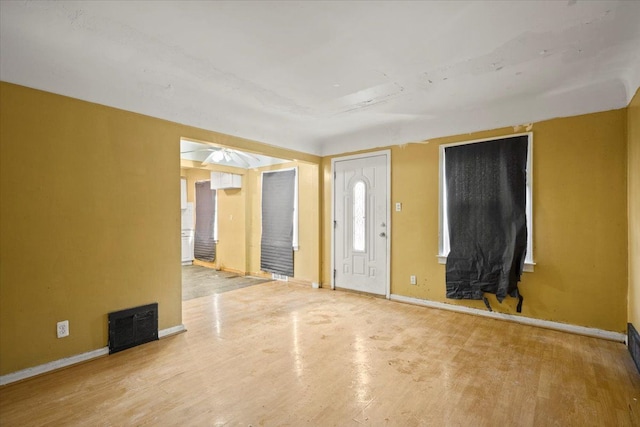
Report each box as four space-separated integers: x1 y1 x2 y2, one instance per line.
181 230 194 265
181 202 194 230
210 172 242 189
180 178 187 209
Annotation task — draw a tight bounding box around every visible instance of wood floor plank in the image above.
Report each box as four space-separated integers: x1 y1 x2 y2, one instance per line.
1 282 639 426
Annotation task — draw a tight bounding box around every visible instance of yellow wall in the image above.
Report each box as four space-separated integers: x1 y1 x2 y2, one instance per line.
247 162 321 283
180 161 321 282
629 88 640 329
0 82 320 375
0 79 631 377
322 109 628 332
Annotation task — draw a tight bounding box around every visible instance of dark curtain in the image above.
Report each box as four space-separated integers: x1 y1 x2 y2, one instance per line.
445 136 528 303
261 170 295 277
194 181 216 262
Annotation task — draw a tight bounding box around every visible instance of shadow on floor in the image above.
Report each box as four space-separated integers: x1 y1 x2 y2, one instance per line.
182 265 270 301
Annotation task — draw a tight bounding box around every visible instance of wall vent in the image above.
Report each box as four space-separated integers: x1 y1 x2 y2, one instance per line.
108 303 158 354
272 273 289 282
629 323 640 374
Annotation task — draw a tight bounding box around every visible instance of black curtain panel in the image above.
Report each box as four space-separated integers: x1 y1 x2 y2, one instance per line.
261 169 295 277
445 136 528 305
194 181 216 262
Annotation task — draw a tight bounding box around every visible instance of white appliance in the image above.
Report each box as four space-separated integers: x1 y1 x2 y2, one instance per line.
180 178 187 209
181 202 194 229
181 229 194 265
181 202 195 265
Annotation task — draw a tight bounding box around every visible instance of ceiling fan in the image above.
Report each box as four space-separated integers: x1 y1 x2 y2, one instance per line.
181 146 259 168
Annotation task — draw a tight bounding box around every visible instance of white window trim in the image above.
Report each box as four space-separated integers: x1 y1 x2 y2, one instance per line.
213 189 218 243
261 167 299 251
437 132 535 272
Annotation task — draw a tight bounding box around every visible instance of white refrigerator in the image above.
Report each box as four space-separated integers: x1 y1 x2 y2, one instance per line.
181 202 194 265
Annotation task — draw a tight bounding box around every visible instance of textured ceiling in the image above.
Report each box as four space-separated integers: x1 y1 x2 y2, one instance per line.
1 1 639 156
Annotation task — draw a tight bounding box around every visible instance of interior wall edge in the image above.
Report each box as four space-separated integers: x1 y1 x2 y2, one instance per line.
627 86 640 331
1 81 322 165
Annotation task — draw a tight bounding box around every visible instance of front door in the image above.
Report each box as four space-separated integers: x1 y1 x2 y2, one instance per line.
333 152 389 296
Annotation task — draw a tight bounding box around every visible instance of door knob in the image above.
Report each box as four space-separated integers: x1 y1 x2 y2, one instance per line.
379 232 386 237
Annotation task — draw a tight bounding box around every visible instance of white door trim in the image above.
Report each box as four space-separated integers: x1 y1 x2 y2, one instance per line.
331 150 391 298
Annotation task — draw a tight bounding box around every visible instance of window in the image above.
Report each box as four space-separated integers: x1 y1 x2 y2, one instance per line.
438 133 534 271
352 180 366 252
260 168 298 277
439 134 532 308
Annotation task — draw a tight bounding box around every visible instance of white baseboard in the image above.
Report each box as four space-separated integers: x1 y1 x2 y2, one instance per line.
389 294 626 343
0 346 109 386
158 324 187 338
0 324 187 386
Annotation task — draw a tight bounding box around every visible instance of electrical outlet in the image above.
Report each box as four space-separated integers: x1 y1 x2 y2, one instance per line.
410 275 417 285
395 202 402 212
57 320 69 338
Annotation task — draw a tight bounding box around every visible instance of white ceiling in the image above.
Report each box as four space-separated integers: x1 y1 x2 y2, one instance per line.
1 1 639 156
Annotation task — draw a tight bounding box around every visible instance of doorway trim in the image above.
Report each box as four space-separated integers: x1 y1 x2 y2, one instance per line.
331 149 391 298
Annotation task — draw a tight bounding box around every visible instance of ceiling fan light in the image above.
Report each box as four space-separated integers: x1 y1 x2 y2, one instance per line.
211 150 224 162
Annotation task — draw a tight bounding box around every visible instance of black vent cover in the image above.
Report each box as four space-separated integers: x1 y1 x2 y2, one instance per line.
108 303 158 354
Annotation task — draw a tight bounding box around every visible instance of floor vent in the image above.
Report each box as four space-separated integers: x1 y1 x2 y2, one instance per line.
629 323 640 374
108 303 158 354
272 273 289 281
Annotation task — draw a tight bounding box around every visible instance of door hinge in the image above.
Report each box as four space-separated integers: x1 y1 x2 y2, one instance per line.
333 269 336 279
334 171 336 179
334 220 337 228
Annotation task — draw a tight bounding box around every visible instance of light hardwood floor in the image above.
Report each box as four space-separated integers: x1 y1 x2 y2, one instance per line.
1 282 639 426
